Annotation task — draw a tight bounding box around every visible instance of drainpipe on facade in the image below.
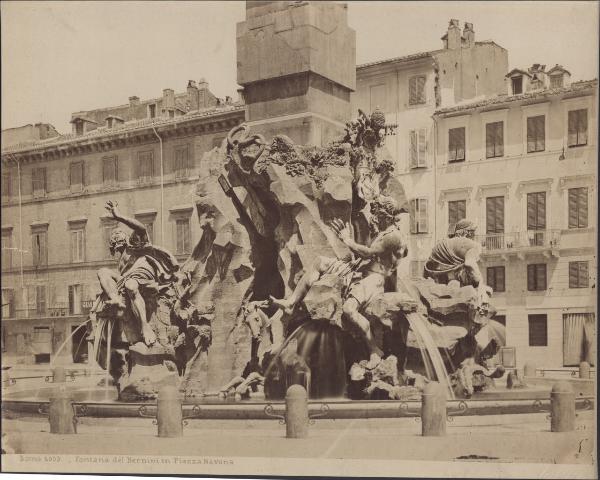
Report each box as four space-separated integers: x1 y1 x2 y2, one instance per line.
152 127 165 244
432 114 438 242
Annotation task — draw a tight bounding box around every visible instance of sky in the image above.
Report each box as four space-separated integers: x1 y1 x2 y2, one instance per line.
1 1 598 133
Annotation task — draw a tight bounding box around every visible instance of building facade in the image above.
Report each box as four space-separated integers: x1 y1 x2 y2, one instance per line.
433 73 597 370
1 80 245 365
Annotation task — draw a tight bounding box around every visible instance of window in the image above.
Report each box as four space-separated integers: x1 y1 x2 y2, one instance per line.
528 314 548 346
550 75 563 88
370 84 386 112
138 151 154 184
511 76 523 95
70 229 85 263
75 121 84 136
174 146 190 179
485 196 504 234
568 109 588 147
568 187 588 229
487 266 505 293
142 222 154 244
32 326 51 363
2 171 11 200
563 313 595 366
408 75 426 106
448 200 466 233
526 115 545 153
485 121 504 158
409 129 427 168
36 285 46 314
1 289 14 318
527 191 546 246
148 104 156 118
68 284 82 315
175 218 191 255
69 161 84 193
527 263 547 291
569 261 589 289
103 156 118 186
1 230 12 270
409 198 428 234
32 167 47 198
448 127 465 162
32 230 48 267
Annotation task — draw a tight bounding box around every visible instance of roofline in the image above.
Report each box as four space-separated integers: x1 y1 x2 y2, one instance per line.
434 79 598 116
2 104 246 156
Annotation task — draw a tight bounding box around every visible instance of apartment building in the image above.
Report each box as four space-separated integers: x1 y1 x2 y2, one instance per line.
352 19 509 278
1 80 245 365
433 67 597 369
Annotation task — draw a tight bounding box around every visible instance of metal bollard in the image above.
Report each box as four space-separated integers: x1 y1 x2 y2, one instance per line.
285 384 309 438
48 386 77 434
421 381 446 436
551 381 575 432
579 361 591 379
523 363 536 378
157 385 183 438
53 366 67 383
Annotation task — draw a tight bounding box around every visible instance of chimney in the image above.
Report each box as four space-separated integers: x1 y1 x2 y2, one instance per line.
162 88 175 116
463 22 474 48
187 80 199 111
443 19 461 50
198 78 209 108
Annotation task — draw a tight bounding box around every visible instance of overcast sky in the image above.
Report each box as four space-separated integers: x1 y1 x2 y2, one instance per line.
2 1 598 133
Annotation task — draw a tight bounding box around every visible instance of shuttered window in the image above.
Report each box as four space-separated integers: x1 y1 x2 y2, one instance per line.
528 314 548 346
32 231 48 266
174 146 190 179
408 76 426 106
487 266 506 293
409 129 427 168
2 171 11 199
527 192 546 231
68 284 82 315
568 187 588 229
549 75 563 88
70 229 85 263
527 263 547 291
485 196 504 234
69 161 84 193
410 198 428 234
32 167 47 198
36 285 46 314
568 109 588 147
569 261 589 288
448 200 466 234
102 156 118 186
485 121 504 158
448 127 465 162
2 230 12 270
370 84 386 112
511 77 523 94
526 115 545 153
175 218 191 255
143 222 154 244
138 151 154 184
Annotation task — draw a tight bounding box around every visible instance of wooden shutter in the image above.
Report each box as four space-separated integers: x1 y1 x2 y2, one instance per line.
448 128 465 162
568 110 578 146
527 264 535 291
578 188 588 227
36 285 46 314
409 199 417 234
569 262 579 288
418 128 427 166
416 76 426 104
418 199 428 233
495 122 504 156
409 77 417 105
579 262 589 287
486 196 504 234
535 116 545 151
409 131 418 168
486 123 495 158
568 188 578 228
456 128 465 160
578 110 588 145
527 192 545 230
496 266 505 292
537 264 546 290
448 129 457 162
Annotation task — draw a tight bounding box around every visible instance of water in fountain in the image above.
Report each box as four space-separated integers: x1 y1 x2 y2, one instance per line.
405 312 455 400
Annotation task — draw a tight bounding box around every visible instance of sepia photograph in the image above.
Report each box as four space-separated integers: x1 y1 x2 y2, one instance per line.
0 1 597 479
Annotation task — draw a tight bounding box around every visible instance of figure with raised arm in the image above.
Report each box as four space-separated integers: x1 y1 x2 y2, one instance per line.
96 201 180 347
269 197 408 365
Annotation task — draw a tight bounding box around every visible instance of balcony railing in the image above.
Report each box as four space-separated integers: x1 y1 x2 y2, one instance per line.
10 301 93 320
476 230 561 253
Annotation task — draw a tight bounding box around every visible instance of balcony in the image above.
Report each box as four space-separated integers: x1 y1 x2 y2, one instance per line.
476 229 561 258
9 301 93 320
